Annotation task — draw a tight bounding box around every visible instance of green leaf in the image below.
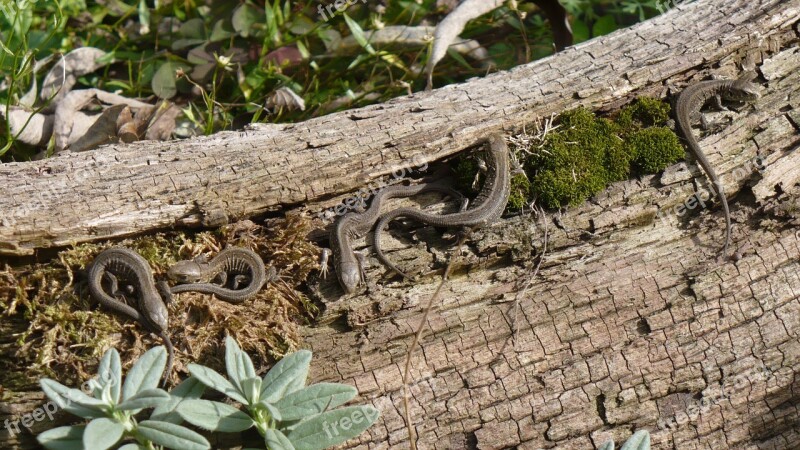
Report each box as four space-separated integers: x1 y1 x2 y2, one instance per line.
592 15 618 37
241 377 262 405
265 428 295 450
187 363 248 404
232 3 263 38
152 61 190 99
136 420 210 450
40 379 107 419
343 13 375 55
117 388 170 411
151 376 207 424
83 418 124 450
210 19 235 42
261 401 282 422
177 399 254 432
274 383 357 421
122 346 167 404
118 445 147 450
286 406 380 450
137 0 151 34
96 348 122 404
37 425 85 450
598 440 615 450
225 335 256 394
260 350 312 403
620 430 651 450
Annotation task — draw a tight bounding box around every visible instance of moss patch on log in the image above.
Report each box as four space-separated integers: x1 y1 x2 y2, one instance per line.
0 214 320 391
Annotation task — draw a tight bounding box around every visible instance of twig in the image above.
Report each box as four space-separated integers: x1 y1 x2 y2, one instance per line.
510 206 549 347
402 233 467 450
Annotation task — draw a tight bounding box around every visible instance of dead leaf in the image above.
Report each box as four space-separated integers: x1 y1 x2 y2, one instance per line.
425 0 504 90
334 25 491 68
145 102 182 141
40 48 109 108
1 107 54 147
53 89 152 152
69 104 128 152
265 46 303 67
116 106 138 142
266 87 305 112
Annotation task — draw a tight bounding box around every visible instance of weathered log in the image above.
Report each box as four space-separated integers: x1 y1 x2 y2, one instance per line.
0 0 796 256
1 0 800 449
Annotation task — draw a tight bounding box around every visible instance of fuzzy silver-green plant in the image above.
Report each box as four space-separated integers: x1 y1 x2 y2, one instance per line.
176 336 379 450
599 429 651 450
37 346 210 450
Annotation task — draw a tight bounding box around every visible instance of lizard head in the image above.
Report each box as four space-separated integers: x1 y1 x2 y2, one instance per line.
728 72 761 103
141 290 169 332
338 261 361 294
167 259 204 283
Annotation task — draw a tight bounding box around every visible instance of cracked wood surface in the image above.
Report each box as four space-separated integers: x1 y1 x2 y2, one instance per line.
0 0 798 256
1 1 800 450
296 28 800 450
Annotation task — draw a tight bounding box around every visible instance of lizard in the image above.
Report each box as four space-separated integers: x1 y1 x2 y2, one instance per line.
675 72 761 257
325 183 468 294
167 247 274 303
372 133 511 279
88 247 174 384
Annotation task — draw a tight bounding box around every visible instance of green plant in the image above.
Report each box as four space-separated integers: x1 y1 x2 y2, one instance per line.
37 346 210 450
599 429 651 450
36 338 378 450
176 336 379 450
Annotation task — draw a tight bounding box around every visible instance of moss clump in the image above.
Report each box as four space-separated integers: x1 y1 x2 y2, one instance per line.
0 215 320 390
627 127 685 173
507 173 532 211
617 96 672 129
528 107 627 209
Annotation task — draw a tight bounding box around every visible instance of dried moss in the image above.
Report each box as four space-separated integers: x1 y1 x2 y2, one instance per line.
0 214 320 390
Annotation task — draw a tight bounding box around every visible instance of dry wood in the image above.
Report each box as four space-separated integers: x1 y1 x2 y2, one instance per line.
0 0 796 256
1 0 800 449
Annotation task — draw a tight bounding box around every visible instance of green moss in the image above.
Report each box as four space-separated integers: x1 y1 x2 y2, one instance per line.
627 127 685 173
453 154 480 196
617 96 672 130
507 173 531 211
528 107 627 208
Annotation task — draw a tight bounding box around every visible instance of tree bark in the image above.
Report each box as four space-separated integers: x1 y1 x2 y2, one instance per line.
0 0 796 256
1 0 800 449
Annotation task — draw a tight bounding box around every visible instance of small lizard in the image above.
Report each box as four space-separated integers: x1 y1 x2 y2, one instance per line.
327 183 467 294
675 72 760 256
88 247 173 383
373 134 511 279
167 247 274 303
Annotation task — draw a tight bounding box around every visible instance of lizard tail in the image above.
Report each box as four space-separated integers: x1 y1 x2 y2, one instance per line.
159 331 174 387
372 215 414 281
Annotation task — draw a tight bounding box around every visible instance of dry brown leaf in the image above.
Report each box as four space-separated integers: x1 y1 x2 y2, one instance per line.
266 86 305 112
40 47 109 108
334 25 491 67
53 89 153 152
116 106 138 143
145 102 182 141
69 104 127 152
1 107 54 146
425 0 505 90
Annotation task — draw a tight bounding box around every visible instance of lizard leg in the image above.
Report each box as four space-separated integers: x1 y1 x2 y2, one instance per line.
355 251 368 286
319 248 331 279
